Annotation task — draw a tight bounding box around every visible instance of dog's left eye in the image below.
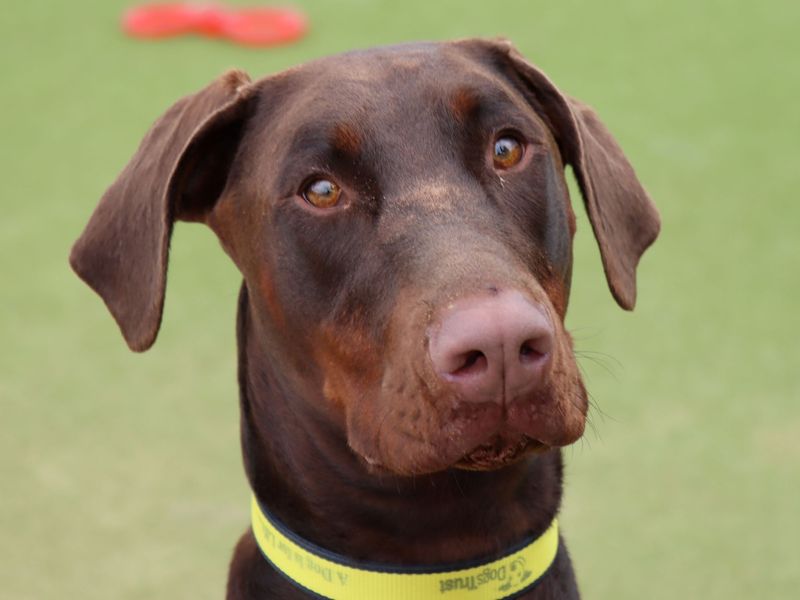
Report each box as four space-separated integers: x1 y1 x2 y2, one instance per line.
302 178 342 208
492 135 524 170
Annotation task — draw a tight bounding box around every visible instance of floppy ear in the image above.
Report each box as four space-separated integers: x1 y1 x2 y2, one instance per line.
554 92 660 309
70 70 256 351
470 39 661 310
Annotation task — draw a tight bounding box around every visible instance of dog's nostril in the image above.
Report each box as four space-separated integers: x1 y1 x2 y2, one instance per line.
519 340 547 363
452 350 487 376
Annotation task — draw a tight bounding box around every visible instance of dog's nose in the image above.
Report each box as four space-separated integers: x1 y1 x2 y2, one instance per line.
428 290 554 404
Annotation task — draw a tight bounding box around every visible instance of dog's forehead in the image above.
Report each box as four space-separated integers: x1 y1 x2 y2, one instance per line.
298 41 485 86
259 41 522 129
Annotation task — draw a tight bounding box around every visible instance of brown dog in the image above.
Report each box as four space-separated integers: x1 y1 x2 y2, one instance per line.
71 39 659 599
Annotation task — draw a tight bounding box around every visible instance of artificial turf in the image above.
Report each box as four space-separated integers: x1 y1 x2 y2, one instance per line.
2 0 798 598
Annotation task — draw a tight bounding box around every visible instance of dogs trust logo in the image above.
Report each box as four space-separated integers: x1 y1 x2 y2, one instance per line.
438 556 533 595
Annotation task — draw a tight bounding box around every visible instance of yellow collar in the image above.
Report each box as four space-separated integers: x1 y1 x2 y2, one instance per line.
251 495 560 599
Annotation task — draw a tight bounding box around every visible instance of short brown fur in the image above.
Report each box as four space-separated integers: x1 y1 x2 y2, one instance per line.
70 39 659 599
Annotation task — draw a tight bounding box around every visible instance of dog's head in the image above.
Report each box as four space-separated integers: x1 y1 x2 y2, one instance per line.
71 39 659 476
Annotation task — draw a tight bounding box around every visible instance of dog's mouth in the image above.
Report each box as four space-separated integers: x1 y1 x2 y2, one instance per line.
454 434 549 471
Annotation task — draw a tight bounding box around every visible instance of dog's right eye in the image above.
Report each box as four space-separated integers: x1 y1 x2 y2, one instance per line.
492 135 524 170
302 178 342 209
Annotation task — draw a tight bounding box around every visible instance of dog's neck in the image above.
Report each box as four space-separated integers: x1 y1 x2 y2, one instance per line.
236 285 563 565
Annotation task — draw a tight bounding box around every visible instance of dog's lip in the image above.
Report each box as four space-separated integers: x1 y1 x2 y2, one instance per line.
454 435 549 471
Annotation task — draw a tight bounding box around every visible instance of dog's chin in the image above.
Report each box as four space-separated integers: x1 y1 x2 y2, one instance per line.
359 437 549 476
454 435 550 471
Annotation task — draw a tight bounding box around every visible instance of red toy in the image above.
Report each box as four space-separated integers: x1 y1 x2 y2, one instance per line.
122 3 308 46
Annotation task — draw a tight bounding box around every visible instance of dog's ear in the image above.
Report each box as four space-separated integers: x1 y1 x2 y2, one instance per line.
70 70 256 351
554 93 660 310
465 39 660 310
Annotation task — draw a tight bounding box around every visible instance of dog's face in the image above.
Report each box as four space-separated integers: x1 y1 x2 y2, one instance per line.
71 39 659 476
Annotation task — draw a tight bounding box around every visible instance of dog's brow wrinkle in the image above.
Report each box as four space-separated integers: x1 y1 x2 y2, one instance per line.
333 63 378 84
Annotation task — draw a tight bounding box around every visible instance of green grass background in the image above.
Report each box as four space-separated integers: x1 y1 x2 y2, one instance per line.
2 0 798 598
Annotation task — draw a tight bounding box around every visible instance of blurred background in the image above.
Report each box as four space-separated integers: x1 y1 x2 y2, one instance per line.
2 0 798 598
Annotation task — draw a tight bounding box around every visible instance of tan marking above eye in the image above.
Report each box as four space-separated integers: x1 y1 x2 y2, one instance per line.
492 135 524 169
302 178 342 208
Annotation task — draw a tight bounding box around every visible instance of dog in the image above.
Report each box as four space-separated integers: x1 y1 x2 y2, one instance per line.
71 38 659 599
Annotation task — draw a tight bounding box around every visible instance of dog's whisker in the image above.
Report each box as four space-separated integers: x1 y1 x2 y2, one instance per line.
575 350 622 382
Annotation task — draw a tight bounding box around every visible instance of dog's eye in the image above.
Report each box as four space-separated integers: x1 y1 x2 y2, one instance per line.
492 136 524 169
302 178 342 208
